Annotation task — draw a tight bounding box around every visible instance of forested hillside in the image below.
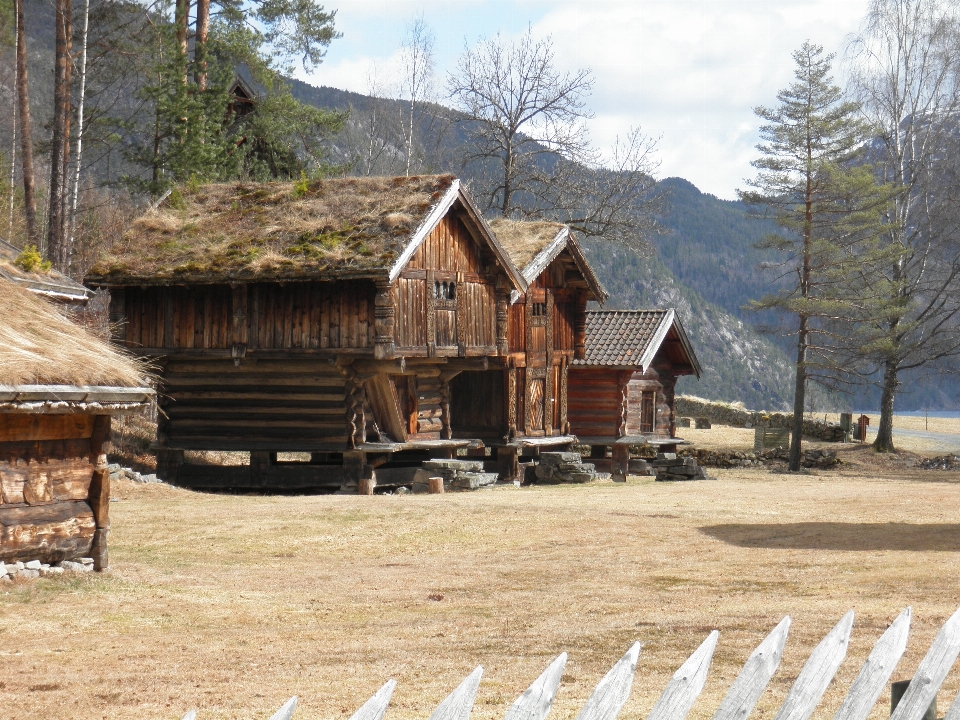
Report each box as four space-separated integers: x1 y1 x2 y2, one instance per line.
14 10 958 411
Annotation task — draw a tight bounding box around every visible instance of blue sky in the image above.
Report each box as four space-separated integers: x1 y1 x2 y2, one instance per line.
298 0 872 200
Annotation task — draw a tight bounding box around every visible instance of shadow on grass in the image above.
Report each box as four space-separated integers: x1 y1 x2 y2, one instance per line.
700 522 960 551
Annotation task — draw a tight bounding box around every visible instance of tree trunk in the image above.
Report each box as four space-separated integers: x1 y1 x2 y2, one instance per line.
67 0 90 253
46 0 71 271
788 315 808 471
15 0 37 245
195 0 209 90
873 358 898 452
60 2 73 250
176 0 189 84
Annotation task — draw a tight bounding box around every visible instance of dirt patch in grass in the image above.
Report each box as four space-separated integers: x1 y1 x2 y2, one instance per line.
3 473 960 719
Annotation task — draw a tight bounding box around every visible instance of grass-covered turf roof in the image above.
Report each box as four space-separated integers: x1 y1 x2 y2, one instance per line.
86 175 457 286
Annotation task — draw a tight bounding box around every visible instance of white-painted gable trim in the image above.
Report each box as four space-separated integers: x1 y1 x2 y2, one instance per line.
388 179 461 283
639 308 676 372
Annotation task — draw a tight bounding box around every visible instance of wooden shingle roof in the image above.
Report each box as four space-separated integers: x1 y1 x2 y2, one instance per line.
574 309 701 377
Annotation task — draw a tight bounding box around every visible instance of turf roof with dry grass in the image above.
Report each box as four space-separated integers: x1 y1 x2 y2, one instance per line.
86 175 459 286
488 218 567 272
0 279 146 388
488 218 607 301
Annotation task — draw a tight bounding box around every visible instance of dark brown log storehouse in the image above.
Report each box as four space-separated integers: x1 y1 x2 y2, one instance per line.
85 175 535 492
568 309 701 480
0 279 153 569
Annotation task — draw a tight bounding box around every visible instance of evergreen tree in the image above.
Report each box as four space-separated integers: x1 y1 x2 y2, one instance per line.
740 42 895 471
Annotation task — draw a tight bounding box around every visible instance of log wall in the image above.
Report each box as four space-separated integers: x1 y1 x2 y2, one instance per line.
158 359 347 451
118 280 376 352
568 365 679 442
0 413 111 565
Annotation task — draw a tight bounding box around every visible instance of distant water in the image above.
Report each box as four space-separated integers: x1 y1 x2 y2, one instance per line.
854 410 960 419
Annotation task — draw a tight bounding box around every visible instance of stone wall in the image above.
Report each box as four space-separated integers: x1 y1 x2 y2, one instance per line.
676 396 847 442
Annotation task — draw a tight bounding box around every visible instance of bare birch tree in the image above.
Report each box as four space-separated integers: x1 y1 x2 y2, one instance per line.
847 0 960 451
398 14 434 176
448 28 661 250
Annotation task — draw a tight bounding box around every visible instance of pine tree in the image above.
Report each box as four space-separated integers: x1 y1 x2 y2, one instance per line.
740 41 895 471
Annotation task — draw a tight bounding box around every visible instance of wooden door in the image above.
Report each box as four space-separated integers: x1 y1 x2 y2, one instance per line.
525 290 549 435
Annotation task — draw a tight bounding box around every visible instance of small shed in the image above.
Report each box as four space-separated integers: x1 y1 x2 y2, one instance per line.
567 309 701 477
478 220 607 479
85 175 527 492
0 279 153 569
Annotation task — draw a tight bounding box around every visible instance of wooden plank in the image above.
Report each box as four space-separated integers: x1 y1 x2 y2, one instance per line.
575 642 640 720
0 501 95 562
713 617 790 720
0 415 94 442
774 611 854 720
349 680 396 720
647 631 718 720
503 653 567 720
890 606 960 720
429 666 483 720
0 457 93 504
269 696 298 720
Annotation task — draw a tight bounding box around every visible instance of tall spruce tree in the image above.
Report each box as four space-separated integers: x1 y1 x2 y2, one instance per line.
740 41 894 471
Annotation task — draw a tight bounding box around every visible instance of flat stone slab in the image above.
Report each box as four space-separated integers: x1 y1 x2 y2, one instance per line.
539 452 583 466
422 459 485 472
451 472 499 490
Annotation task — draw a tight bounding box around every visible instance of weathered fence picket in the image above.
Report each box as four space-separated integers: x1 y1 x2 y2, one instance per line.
430 666 483 720
891 606 960 720
179 606 960 720
504 653 567 720
833 607 911 720
713 616 791 720
775 610 854 720
574 642 640 720
647 630 718 720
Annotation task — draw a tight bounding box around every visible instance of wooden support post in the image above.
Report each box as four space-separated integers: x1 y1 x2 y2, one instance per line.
612 444 630 483
91 528 108 571
374 280 396 360
156 448 184 484
495 278 509 356
497 446 519 483
90 414 111 462
439 378 451 440
250 451 271 486
429 476 444 494
342 450 374 494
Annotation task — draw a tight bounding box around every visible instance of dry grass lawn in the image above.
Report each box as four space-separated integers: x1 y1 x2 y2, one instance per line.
4 462 960 720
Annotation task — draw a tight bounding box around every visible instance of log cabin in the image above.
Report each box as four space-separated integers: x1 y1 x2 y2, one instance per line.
480 220 607 479
85 175 529 492
567 309 701 480
0 279 152 569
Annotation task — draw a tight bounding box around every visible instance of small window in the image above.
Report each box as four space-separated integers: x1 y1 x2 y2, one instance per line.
532 302 547 317
435 281 456 300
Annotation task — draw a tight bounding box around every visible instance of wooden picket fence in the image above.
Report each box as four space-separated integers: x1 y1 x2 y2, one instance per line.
181 606 960 720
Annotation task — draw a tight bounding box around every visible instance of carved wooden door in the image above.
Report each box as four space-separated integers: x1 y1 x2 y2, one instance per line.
525 290 550 435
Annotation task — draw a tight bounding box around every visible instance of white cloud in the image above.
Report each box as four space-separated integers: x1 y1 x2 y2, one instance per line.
303 0 872 199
